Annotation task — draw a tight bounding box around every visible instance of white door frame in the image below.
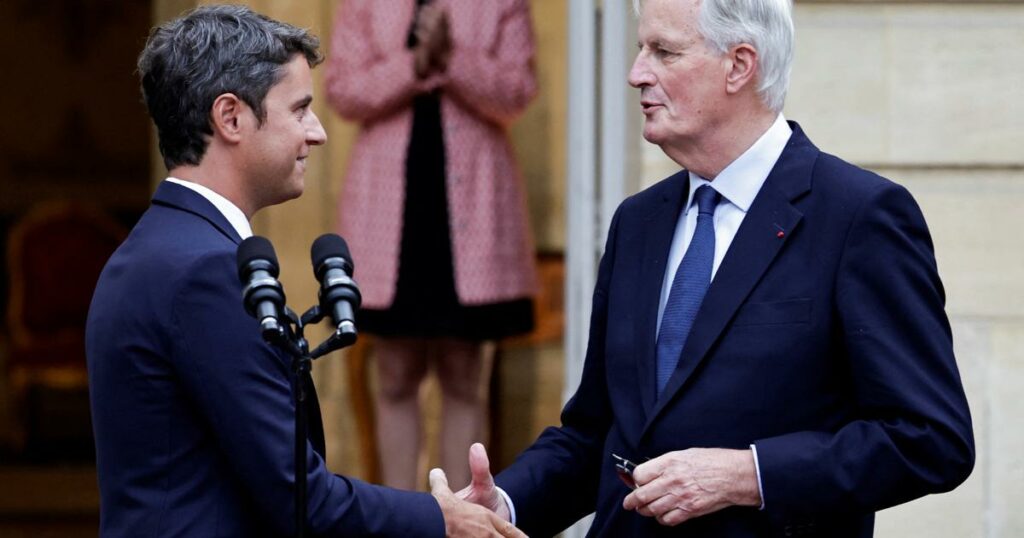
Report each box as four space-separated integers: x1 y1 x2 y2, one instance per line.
562 0 638 535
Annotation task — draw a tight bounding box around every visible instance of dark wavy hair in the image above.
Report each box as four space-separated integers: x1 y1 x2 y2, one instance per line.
137 5 323 170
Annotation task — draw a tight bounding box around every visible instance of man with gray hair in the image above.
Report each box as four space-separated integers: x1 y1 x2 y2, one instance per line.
87 5 524 537
450 0 974 535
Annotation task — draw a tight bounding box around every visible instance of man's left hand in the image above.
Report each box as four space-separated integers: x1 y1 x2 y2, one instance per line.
622 448 761 527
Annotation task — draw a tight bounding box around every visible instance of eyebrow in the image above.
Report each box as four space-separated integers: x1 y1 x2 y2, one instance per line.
292 95 313 109
638 38 687 50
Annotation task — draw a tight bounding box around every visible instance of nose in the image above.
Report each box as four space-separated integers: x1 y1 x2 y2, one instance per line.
628 51 653 89
306 110 327 146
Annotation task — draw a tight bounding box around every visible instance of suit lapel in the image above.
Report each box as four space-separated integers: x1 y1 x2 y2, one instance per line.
305 375 327 457
152 181 244 245
635 172 689 416
641 123 817 436
152 182 330 451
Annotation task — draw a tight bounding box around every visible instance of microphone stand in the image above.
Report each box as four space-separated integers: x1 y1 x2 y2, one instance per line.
261 305 357 538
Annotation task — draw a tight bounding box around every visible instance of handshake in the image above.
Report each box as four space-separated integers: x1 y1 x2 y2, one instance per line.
429 443 524 538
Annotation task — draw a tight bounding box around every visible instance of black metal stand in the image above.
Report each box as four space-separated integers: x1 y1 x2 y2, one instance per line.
293 355 310 538
261 306 355 538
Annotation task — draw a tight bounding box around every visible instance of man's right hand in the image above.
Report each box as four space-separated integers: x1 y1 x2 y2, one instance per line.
453 443 512 521
430 467 524 538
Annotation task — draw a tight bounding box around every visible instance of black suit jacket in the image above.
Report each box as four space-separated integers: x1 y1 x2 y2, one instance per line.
495 124 974 537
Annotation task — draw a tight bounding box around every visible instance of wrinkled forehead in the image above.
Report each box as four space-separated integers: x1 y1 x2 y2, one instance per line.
637 0 704 45
635 0 702 18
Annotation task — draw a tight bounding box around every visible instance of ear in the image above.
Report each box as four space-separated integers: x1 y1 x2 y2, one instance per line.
724 43 758 96
210 93 247 143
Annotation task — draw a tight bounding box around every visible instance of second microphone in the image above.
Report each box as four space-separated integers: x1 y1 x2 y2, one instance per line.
311 233 362 346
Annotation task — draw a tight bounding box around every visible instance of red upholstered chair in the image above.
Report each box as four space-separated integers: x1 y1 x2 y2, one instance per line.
5 201 126 454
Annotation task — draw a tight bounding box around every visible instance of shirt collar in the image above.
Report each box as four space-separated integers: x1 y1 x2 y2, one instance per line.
686 114 792 213
165 177 253 239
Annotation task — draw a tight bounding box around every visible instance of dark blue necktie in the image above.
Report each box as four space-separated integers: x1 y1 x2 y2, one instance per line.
656 184 721 395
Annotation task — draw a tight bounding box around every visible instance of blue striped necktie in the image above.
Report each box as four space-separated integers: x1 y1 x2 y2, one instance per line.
656 184 721 395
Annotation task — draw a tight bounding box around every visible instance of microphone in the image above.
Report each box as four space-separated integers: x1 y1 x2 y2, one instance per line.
237 236 287 340
310 234 361 353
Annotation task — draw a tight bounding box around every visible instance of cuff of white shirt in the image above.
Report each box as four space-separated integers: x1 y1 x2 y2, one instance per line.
495 486 517 525
749 443 765 510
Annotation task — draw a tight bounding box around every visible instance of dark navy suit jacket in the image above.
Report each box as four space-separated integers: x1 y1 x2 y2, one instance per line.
86 182 444 537
495 124 974 537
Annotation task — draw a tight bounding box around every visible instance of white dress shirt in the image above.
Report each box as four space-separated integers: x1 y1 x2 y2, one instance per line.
165 177 253 240
655 114 792 511
655 114 792 333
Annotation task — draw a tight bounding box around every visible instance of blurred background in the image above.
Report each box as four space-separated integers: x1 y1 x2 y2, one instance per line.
0 0 1019 536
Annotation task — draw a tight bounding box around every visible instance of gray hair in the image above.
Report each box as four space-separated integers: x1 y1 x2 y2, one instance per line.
138 4 323 170
633 0 794 112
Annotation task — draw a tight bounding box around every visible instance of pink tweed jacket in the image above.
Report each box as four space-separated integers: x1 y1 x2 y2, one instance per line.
325 0 538 309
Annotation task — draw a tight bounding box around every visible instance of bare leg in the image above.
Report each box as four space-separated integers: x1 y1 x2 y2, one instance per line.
434 338 487 489
374 337 429 490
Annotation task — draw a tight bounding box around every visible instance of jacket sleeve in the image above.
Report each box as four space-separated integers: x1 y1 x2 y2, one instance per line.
324 0 438 123
170 251 444 538
754 182 975 520
494 205 623 537
443 0 538 126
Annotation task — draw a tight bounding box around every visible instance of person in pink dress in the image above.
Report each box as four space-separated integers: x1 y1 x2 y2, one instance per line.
325 0 538 490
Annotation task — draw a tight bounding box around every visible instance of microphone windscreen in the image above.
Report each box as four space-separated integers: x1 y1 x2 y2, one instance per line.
311 233 353 273
237 236 279 279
